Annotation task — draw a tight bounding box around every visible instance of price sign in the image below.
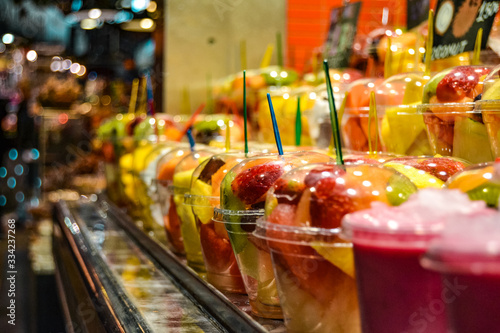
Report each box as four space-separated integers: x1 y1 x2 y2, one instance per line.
407 0 431 30
324 2 362 68
431 0 499 60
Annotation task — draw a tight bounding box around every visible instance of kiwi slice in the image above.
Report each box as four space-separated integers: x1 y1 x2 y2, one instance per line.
221 170 248 253
466 183 500 208
386 173 418 206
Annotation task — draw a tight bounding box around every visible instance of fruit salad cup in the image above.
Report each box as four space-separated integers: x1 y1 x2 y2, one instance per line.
446 160 500 208
421 213 500 333
375 72 432 156
172 149 219 273
213 152 332 318
419 66 493 163
156 148 193 255
477 65 500 158
256 162 417 333
342 189 493 333
383 156 469 189
185 152 253 293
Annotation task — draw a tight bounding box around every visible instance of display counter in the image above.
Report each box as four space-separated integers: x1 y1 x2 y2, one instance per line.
52 195 285 332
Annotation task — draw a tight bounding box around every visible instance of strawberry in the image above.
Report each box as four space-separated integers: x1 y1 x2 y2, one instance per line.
273 178 305 205
343 156 381 165
391 157 466 182
231 163 284 205
309 177 356 228
436 66 491 102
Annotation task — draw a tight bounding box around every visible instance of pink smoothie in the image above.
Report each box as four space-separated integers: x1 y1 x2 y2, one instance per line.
342 189 492 333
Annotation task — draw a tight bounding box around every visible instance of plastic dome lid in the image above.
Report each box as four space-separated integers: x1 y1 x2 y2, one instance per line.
446 160 500 208
218 152 332 212
374 72 430 108
156 148 192 182
481 64 500 101
265 163 417 230
383 156 469 189
172 150 219 192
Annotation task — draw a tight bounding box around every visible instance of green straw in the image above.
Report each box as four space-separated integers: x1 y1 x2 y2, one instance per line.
323 59 344 165
368 91 379 155
425 10 434 77
473 28 483 65
243 70 248 156
295 96 301 146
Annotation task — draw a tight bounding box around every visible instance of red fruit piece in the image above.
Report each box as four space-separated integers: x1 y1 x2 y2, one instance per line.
436 66 491 102
304 164 346 187
414 158 465 182
231 163 284 205
309 177 356 228
268 203 297 226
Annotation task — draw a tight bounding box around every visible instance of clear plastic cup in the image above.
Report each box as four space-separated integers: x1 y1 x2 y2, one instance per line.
446 160 500 208
375 72 433 156
419 66 493 163
184 152 252 293
156 148 193 254
255 162 417 333
172 149 219 273
213 152 332 318
342 189 492 333
421 213 500 333
383 156 469 189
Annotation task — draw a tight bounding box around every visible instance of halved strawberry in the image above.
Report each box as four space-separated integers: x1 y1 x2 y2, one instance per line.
390 157 466 182
304 164 346 187
273 178 305 205
436 66 491 102
231 163 284 205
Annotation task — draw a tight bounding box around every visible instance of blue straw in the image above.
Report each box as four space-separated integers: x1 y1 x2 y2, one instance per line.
267 93 283 155
243 70 248 156
186 127 196 152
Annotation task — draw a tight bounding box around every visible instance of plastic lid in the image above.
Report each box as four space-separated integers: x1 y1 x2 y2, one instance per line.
422 213 500 274
343 78 384 114
342 189 491 249
422 65 492 104
264 163 417 230
446 161 500 208
343 152 396 165
383 156 469 189
375 72 430 107
172 149 219 192
156 148 192 182
481 64 500 101
219 152 332 212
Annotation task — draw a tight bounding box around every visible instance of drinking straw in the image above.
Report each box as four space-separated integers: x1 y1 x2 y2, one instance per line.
367 91 379 155
424 10 434 77
260 44 274 68
176 103 206 142
181 86 191 115
128 78 139 114
240 40 247 71
243 70 249 156
473 28 483 65
329 91 348 156
384 37 392 79
145 72 155 115
186 127 196 153
323 59 344 165
225 117 231 151
276 32 283 68
267 93 283 155
295 96 302 146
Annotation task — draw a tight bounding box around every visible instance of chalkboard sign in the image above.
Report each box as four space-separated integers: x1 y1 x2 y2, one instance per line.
324 2 362 69
407 0 430 30
431 0 499 60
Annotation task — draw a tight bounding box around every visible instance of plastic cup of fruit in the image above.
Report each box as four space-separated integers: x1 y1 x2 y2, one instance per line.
446 160 500 208
172 149 219 273
213 152 332 318
255 162 418 333
383 156 469 189
341 189 492 333
375 73 432 156
418 103 494 163
343 152 396 164
420 213 500 333
184 152 251 293
477 65 500 158
156 148 195 255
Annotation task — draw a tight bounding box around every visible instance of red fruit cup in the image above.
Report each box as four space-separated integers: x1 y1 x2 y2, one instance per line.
213 152 332 318
421 213 500 333
342 189 493 333
156 148 193 255
255 162 417 332
184 152 250 294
